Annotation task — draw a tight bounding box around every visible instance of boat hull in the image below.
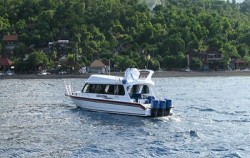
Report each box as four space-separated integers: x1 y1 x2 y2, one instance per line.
69 95 150 116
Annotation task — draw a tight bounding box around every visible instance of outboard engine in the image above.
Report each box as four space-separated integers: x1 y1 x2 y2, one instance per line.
151 99 159 117
151 99 172 117
159 100 167 116
165 99 172 116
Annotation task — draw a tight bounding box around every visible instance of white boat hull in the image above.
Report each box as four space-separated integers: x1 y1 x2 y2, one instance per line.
69 95 151 116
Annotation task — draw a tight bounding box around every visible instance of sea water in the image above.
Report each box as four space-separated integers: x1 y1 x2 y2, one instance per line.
0 77 250 157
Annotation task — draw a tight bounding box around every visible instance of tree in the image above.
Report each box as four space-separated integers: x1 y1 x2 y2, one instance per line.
240 32 250 47
148 58 160 70
26 51 50 72
240 0 250 13
190 57 202 70
114 55 137 70
221 43 239 65
1 0 250 72
237 44 249 58
0 16 10 33
162 55 176 69
243 55 250 67
176 52 187 68
166 34 185 55
13 42 26 59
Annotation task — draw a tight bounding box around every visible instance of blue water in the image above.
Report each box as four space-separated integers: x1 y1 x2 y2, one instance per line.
0 77 250 157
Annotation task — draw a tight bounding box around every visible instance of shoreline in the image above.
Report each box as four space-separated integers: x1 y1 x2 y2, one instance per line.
1 70 250 79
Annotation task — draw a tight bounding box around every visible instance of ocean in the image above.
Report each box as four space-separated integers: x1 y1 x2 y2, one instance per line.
0 77 249 157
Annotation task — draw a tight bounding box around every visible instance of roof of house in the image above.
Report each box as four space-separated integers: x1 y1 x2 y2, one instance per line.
2 35 18 41
101 59 111 66
0 57 14 66
90 59 106 68
236 59 245 64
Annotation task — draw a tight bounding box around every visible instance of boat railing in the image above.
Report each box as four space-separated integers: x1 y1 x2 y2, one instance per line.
65 81 73 95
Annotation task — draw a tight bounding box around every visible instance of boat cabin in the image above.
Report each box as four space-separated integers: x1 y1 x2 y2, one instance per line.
80 69 155 104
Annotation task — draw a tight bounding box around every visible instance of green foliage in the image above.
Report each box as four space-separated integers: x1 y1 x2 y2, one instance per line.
243 56 250 66
148 58 160 70
13 43 26 59
26 51 50 72
240 32 250 47
1 0 250 72
0 43 2 55
67 54 75 62
237 44 249 58
221 42 240 64
14 60 28 74
163 55 176 69
176 52 187 68
0 17 10 33
190 57 202 70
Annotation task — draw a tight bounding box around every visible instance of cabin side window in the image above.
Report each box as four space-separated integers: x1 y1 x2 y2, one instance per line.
82 84 90 93
127 84 149 97
142 85 149 94
82 84 96 93
83 84 125 96
114 85 125 95
94 84 106 94
127 85 139 97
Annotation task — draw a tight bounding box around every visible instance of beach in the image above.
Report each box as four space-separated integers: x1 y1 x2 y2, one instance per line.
1 70 250 79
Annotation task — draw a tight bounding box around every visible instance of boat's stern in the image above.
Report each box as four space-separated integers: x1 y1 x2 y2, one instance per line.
141 98 173 117
150 99 173 117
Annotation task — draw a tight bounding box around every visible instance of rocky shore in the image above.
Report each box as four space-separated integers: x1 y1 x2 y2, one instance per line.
1 70 250 79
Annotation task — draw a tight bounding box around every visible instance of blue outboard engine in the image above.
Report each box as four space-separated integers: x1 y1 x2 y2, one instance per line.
151 99 159 117
159 100 167 116
165 99 172 116
151 98 172 117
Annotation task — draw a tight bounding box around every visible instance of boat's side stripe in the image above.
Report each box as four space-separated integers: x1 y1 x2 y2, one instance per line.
69 95 146 110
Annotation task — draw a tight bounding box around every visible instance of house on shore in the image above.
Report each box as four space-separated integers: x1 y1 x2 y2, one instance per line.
188 48 225 70
229 59 247 70
0 56 14 72
48 40 75 60
88 59 110 73
2 35 19 57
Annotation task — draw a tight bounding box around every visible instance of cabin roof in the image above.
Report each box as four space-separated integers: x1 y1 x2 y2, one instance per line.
86 75 123 84
86 73 154 86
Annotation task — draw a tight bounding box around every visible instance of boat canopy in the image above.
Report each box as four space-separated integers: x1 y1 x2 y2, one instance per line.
85 68 154 86
86 75 123 84
123 68 154 86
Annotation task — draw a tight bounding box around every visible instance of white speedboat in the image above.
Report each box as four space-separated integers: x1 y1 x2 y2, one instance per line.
65 68 173 117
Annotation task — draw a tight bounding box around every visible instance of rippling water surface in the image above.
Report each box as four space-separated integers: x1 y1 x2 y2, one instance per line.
0 77 250 157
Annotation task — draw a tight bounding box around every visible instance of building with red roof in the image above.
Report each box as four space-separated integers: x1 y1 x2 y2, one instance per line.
2 35 18 41
2 35 19 56
0 56 14 66
0 56 14 72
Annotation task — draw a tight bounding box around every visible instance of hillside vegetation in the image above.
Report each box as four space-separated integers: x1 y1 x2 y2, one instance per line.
1 0 250 72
